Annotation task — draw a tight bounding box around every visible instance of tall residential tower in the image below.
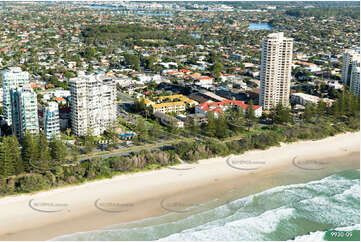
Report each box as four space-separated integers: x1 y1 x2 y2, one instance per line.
259 32 293 110
70 74 116 137
44 102 60 140
10 85 39 138
350 59 360 96
1 67 29 125
341 48 360 86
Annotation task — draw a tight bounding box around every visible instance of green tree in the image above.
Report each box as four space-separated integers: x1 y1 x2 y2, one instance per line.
317 99 326 114
0 135 23 177
186 117 201 135
136 119 148 141
124 54 140 71
272 104 291 124
332 101 340 118
84 47 96 60
211 62 223 77
49 136 67 164
36 133 51 169
150 122 160 139
105 123 119 148
303 103 314 122
71 145 79 163
167 118 179 135
215 114 228 138
133 98 147 113
21 132 38 172
206 112 217 137
191 119 201 135
17 174 50 193
245 100 257 131
84 129 96 154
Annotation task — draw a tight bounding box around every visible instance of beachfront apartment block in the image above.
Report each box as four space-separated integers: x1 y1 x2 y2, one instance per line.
350 59 360 96
70 74 116 137
1 67 30 125
44 102 60 140
10 85 39 138
141 94 198 113
341 48 360 86
290 93 334 106
259 32 293 110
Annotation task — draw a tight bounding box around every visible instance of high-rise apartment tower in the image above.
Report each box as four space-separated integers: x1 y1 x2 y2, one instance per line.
259 32 293 110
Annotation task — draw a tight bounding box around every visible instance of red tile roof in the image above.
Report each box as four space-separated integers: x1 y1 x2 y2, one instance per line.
56 97 65 102
199 76 214 80
180 69 191 73
196 99 261 114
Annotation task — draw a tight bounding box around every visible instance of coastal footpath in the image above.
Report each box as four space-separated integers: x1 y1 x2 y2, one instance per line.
0 131 359 241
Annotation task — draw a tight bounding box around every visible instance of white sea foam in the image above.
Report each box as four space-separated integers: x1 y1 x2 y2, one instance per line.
51 170 360 241
159 207 295 241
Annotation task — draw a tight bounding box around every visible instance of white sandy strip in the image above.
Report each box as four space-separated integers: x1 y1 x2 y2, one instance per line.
0 132 359 238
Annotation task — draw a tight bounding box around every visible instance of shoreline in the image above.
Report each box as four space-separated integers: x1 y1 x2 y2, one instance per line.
0 132 359 241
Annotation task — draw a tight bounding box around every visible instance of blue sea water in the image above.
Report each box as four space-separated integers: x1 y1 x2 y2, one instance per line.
52 169 360 241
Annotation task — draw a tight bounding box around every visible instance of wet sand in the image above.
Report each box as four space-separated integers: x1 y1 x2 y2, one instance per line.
0 132 359 241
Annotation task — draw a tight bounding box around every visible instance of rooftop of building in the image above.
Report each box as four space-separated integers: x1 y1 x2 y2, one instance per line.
197 99 262 113
266 32 293 41
291 92 320 101
152 101 186 108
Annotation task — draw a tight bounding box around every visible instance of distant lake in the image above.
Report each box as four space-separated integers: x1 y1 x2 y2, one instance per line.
247 23 273 30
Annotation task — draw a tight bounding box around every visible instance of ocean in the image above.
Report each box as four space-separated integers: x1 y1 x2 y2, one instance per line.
52 169 360 241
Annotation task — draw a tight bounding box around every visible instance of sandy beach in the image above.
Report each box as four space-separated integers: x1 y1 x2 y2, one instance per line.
0 132 359 241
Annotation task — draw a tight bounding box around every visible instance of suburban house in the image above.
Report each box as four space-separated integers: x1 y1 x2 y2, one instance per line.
195 99 263 117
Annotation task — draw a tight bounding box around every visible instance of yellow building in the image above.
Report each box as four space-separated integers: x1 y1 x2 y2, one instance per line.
139 94 198 113
152 102 186 113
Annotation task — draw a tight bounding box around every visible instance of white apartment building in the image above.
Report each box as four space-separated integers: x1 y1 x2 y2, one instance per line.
291 93 334 107
70 74 116 137
1 67 30 125
341 48 360 86
10 85 39 138
0 89 3 106
259 32 293 110
291 93 320 106
44 102 60 140
350 59 360 96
